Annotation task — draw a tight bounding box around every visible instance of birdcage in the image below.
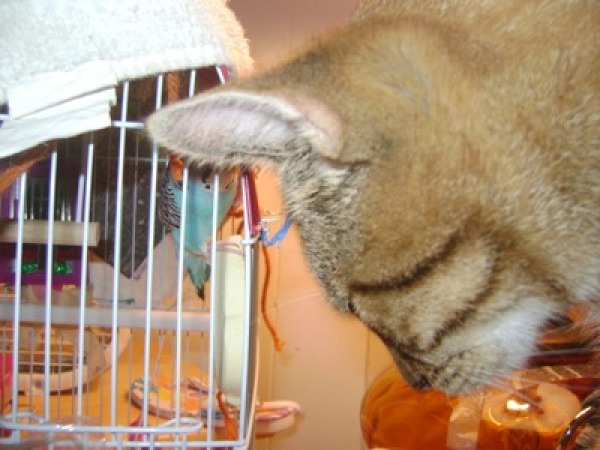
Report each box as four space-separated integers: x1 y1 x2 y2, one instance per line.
0 1 269 448
0 64 265 448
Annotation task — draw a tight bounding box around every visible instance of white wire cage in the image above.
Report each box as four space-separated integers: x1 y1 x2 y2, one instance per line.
0 66 261 449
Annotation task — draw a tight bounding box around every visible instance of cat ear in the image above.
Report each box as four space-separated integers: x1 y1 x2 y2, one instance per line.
146 90 344 168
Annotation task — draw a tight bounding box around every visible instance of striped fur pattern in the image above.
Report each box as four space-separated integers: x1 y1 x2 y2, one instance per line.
147 0 599 397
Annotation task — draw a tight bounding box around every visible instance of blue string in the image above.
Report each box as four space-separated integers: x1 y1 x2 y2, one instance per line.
261 217 293 247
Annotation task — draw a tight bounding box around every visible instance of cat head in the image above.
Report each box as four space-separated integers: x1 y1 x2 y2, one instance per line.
147 2 598 394
147 87 556 395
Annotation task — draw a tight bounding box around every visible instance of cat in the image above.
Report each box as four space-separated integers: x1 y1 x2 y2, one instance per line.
147 0 600 398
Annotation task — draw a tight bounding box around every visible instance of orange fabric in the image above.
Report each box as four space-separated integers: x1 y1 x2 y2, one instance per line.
361 366 593 450
361 367 456 450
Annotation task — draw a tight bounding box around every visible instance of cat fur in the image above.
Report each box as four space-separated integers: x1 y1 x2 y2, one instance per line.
147 0 599 395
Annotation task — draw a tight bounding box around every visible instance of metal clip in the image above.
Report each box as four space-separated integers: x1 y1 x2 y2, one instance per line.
556 389 600 450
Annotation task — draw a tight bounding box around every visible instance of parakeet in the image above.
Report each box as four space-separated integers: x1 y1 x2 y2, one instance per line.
159 154 239 298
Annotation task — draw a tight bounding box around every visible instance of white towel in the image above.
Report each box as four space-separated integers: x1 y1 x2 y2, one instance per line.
0 89 116 158
6 61 117 119
0 62 117 156
0 0 252 158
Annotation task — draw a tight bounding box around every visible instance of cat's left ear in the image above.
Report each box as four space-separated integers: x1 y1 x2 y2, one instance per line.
147 90 345 168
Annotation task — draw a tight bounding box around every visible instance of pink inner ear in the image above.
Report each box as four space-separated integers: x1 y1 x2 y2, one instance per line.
275 94 343 160
148 90 344 165
148 92 302 167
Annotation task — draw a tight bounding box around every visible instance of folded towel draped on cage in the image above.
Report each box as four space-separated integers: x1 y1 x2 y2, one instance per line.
0 0 252 159
0 62 117 157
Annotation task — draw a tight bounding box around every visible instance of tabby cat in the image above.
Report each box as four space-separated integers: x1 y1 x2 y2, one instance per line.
148 0 599 396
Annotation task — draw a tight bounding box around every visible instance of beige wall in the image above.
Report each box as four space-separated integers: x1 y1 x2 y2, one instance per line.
229 0 360 68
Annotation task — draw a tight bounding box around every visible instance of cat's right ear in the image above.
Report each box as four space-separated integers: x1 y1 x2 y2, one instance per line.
147 90 345 168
